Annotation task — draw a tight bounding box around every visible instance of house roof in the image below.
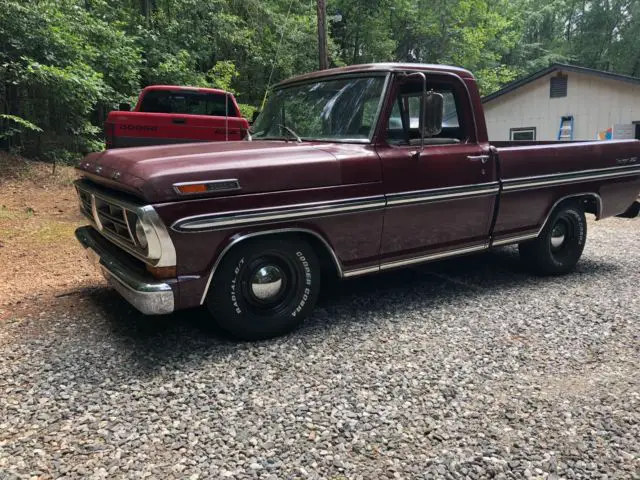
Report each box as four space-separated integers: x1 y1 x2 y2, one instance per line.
482 63 640 104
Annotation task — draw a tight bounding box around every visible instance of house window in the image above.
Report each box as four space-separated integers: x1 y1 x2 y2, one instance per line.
510 127 536 141
550 75 568 98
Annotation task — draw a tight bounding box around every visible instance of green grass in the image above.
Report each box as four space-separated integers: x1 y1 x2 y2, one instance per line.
0 205 35 220
31 221 77 244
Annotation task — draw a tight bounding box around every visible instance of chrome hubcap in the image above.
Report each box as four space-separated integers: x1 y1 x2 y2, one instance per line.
250 265 284 301
551 223 567 248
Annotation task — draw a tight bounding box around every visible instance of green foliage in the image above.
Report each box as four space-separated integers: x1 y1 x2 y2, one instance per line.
238 103 258 120
208 61 239 93
0 115 43 138
1 0 639 160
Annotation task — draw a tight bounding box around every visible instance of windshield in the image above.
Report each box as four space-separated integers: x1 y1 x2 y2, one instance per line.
252 75 387 142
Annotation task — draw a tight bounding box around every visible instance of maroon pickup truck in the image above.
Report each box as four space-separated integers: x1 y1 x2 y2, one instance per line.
74 63 640 340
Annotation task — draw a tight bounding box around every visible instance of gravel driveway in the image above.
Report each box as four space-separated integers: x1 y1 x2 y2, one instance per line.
1 218 639 479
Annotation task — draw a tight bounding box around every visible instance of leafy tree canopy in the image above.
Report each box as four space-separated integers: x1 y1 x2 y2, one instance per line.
1 0 638 159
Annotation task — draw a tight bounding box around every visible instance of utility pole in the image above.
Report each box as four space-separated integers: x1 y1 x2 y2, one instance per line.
317 0 329 70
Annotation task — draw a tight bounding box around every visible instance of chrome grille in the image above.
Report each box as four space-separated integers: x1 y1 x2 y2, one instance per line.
74 179 176 267
94 197 136 246
78 189 93 219
75 182 141 252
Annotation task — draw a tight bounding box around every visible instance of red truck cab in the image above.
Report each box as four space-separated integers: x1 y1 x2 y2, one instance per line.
104 85 249 149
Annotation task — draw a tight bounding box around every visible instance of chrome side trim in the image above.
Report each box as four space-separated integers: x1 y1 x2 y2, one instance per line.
173 179 241 195
503 164 640 192
172 166 637 233
379 243 489 271
491 233 538 247
173 195 386 232
175 183 501 233
490 192 603 247
199 228 344 305
387 182 499 207
343 266 380 278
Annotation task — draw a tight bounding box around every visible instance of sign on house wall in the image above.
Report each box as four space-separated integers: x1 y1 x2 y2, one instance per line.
613 124 636 139
597 127 612 140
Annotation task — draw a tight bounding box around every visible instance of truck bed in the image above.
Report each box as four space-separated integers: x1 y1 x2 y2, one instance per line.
490 138 640 240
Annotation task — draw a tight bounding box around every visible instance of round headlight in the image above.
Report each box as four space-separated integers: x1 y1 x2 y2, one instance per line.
135 218 148 249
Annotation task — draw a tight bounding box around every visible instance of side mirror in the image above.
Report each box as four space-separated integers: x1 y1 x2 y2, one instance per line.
118 103 131 112
422 91 444 137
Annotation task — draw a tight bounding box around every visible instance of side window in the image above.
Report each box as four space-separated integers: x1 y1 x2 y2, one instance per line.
386 86 463 146
442 92 459 128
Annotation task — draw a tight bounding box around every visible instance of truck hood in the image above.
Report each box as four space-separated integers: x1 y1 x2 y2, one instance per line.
77 140 343 203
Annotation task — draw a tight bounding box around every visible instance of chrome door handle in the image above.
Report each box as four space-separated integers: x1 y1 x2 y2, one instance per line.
468 155 489 164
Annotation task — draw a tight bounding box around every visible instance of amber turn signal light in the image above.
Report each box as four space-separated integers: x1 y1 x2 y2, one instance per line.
146 265 177 279
175 183 208 194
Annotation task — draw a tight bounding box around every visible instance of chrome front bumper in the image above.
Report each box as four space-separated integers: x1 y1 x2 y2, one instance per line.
75 226 175 315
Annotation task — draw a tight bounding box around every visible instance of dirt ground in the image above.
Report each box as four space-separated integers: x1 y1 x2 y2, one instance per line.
0 154 102 322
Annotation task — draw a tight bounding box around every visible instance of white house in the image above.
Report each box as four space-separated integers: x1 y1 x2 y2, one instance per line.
482 63 640 141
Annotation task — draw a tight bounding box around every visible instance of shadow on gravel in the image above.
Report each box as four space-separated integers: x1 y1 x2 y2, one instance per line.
83 246 620 371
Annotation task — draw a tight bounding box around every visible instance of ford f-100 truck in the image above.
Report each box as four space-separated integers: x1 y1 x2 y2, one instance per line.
104 85 249 149
74 63 640 340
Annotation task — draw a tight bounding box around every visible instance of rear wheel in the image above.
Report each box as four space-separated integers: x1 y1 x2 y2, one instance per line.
206 236 321 340
518 202 587 275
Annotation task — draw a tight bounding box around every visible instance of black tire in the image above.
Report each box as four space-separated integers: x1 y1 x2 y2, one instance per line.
518 201 587 275
206 236 321 340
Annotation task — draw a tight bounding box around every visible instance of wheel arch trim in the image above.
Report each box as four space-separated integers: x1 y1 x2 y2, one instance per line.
199 227 344 305
540 192 602 230
492 192 602 247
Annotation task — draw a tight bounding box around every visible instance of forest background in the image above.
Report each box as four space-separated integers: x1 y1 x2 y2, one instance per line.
1 0 638 161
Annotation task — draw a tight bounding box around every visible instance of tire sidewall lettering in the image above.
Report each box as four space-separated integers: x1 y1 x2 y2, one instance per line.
568 209 586 246
292 251 313 317
229 257 245 314
549 208 586 267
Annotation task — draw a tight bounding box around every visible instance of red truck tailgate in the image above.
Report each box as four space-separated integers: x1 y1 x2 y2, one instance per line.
107 111 248 148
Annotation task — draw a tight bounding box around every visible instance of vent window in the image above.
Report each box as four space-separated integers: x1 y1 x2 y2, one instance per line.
550 75 568 98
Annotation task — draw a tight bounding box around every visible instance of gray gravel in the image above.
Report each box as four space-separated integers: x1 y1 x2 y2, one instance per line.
1 217 639 479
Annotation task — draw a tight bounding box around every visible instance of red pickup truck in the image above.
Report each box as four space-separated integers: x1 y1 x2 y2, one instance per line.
74 63 640 340
104 85 249 149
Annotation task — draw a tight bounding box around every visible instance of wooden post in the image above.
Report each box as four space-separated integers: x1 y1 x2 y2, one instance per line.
317 0 329 70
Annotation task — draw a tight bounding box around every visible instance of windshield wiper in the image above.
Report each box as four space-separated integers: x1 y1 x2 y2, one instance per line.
278 124 302 143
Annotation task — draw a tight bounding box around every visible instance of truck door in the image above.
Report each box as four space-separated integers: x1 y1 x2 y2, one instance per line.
376 74 498 266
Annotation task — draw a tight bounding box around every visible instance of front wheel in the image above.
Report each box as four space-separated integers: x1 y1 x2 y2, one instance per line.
205 236 321 340
518 202 587 275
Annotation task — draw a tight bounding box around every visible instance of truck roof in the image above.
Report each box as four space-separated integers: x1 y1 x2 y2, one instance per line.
276 63 475 88
141 85 232 96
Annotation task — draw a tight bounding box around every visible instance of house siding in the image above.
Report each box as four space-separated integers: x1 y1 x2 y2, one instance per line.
484 71 640 141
